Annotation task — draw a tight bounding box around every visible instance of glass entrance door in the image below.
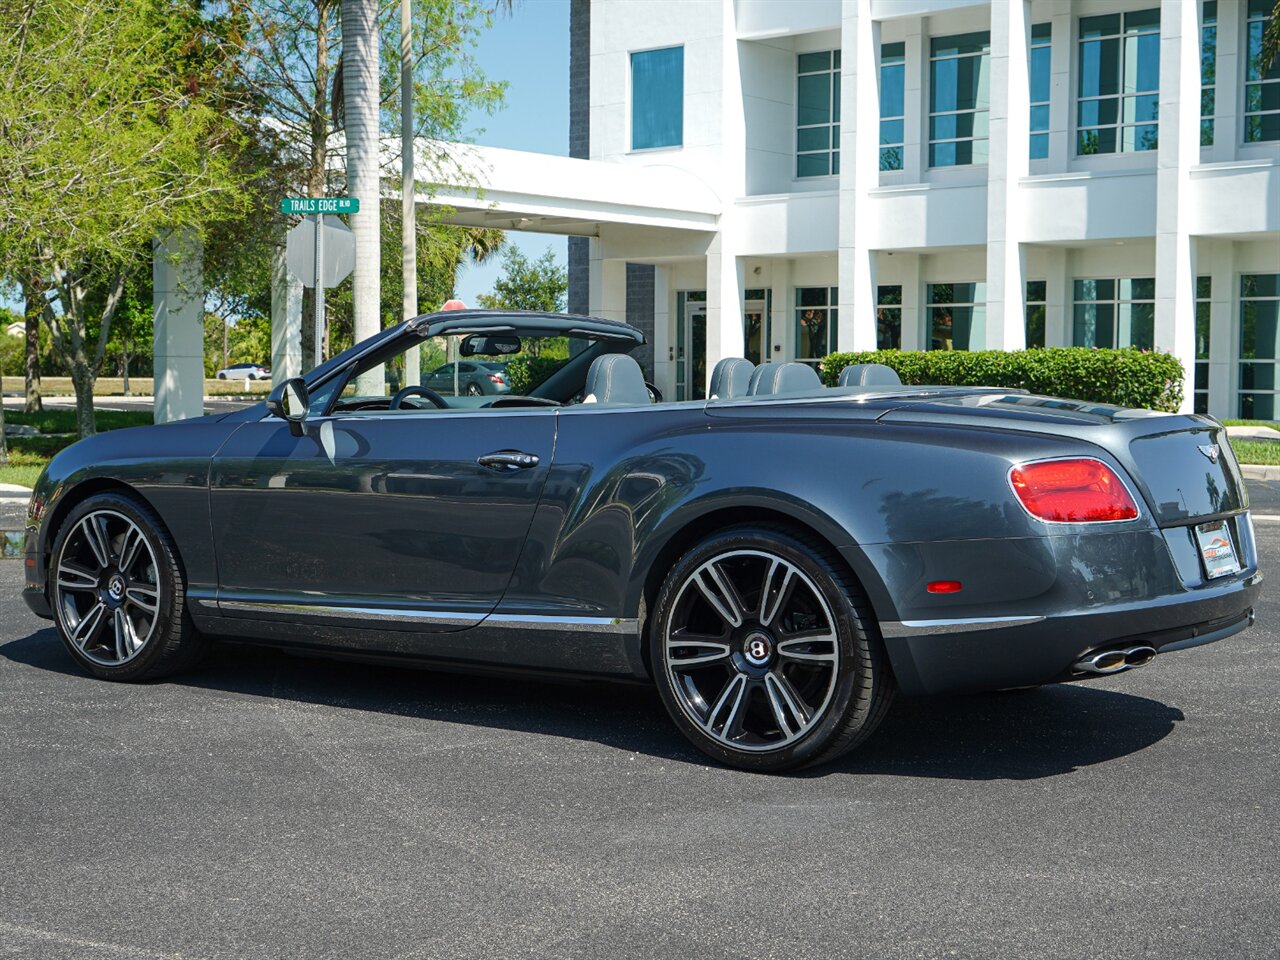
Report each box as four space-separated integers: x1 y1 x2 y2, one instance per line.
744 291 768 365
677 291 707 400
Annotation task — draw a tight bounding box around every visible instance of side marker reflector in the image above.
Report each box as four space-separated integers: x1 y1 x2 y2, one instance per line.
927 580 963 594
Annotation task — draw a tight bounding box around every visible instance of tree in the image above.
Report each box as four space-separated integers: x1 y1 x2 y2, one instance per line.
1261 1 1280 77
477 246 568 313
0 1 256 437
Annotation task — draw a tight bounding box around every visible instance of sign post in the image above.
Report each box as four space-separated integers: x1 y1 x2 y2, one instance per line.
281 198 360 368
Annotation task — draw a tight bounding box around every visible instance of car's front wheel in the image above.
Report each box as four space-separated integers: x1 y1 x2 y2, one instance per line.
49 492 210 681
651 525 893 772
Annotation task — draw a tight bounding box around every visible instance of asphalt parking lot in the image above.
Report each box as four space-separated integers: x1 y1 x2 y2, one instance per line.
0 492 1277 959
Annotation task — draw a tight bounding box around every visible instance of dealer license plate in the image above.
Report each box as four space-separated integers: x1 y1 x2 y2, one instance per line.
1195 520 1241 579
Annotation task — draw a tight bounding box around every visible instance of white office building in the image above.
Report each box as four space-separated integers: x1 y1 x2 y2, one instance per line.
436 0 1280 416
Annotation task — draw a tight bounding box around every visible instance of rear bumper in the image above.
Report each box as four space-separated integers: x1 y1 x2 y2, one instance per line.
880 569 1263 696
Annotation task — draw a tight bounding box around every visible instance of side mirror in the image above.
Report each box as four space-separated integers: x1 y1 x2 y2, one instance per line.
266 377 310 437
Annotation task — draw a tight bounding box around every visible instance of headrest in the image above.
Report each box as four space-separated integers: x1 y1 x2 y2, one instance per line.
746 362 823 396
708 358 755 399
581 353 650 406
837 363 903 387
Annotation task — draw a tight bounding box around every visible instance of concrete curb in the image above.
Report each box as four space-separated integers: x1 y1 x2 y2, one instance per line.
0 483 33 495
1241 464 1280 481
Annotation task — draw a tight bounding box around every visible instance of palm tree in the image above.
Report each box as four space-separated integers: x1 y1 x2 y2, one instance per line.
1262 1 1280 76
341 0 382 395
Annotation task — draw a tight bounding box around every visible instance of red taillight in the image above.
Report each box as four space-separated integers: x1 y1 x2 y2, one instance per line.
1009 458 1139 523
488 374 504 384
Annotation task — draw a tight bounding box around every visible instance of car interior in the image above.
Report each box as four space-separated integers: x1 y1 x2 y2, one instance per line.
307 326 907 417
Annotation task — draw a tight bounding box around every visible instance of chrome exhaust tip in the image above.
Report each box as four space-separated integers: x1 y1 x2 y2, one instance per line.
1123 645 1157 667
1073 649 1129 675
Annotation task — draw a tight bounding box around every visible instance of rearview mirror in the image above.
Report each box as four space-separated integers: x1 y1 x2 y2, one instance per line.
266 377 310 437
460 334 522 357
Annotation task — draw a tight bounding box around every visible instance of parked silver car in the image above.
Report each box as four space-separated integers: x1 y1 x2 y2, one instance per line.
215 363 270 381
425 361 510 396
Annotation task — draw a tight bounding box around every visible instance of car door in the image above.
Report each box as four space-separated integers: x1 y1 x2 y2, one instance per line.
208 407 556 633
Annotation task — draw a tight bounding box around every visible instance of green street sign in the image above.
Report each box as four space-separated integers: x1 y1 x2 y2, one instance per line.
280 196 360 215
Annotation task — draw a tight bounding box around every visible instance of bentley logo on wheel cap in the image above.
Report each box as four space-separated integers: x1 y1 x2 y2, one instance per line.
743 633 772 666
107 575 126 600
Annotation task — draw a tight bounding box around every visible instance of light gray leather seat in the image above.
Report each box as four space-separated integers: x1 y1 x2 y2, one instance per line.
746 362 823 396
582 353 651 405
708 358 755 399
837 363 902 387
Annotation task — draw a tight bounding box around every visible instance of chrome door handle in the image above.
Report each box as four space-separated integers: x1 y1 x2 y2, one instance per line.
477 450 540 470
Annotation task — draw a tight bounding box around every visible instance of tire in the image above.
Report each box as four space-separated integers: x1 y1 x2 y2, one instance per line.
217 372 227 380
49 492 211 682
650 524 893 772
466 382 483 397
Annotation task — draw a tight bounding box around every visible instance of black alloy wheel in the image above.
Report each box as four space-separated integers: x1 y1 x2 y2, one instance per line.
651 525 893 772
50 492 210 681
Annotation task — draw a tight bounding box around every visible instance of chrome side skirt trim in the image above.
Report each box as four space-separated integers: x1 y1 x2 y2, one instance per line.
880 615 1045 638
210 599 637 634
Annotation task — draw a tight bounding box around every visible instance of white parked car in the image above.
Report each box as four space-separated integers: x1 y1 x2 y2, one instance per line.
215 363 270 381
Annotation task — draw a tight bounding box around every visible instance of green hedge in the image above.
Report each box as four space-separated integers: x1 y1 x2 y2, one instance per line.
505 356 569 395
819 347 1185 412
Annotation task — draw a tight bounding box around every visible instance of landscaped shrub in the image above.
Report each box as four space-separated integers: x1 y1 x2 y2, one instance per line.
819 347 1184 412
505 356 569 395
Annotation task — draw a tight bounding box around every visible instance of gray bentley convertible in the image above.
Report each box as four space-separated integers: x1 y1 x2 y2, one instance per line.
20 310 1262 771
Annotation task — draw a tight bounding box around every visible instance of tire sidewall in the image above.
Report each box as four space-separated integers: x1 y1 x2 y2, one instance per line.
50 493 185 681
650 525 879 772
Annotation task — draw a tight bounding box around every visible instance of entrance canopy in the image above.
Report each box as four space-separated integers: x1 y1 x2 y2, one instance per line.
422 143 721 235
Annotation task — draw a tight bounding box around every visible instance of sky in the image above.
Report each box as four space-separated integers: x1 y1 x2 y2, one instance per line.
451 0 570 306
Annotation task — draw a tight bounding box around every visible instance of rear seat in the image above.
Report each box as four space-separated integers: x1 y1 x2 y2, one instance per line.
746 362 822 396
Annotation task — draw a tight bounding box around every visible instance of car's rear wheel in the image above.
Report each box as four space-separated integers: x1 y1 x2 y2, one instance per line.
217 372 227 380
50 492 210 681
466 382 483 396
651 525 893 772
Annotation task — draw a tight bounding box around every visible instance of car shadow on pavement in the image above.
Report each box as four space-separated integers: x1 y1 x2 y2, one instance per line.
3 629 1183 781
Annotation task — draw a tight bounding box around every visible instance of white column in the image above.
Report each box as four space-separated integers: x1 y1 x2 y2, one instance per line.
270 243 302 383
898 253 923 351
1209 0 1239 164
705 237 745 384
1154 0 1200 413
769 259 790 363
152 230 205 424
985 0 1031 351
1044 245 1071 347
903 20 925 184
837 0 880 352
1207 239 1235 419
589 249 627 326
1047 6 1073 173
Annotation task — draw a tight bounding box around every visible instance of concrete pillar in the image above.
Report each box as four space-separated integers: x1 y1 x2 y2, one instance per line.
898 252 923 351
270 243 302 383
589 243 627 327
902 19 925 184
652 266 673 397
152 229 205 424
1047 5 1073 174
705 237 745 387
1044 246 1071 348
1154 0 1200 413
985 0 1031 351
1207 239 1235 419
1209 0 1239 164
768 259 791 362
837 0 880 352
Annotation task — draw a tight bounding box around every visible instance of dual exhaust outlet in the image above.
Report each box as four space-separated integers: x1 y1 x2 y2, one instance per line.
1073 644 1157 676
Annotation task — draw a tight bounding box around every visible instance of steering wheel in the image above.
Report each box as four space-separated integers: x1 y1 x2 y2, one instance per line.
389 385 448 410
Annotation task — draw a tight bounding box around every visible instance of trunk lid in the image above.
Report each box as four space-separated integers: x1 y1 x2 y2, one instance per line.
875 393 1249 525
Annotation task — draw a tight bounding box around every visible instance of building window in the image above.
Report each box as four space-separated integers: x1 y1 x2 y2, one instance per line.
1030 24 1051 160
1072 278 1155 349
1246 0 1280 143
880 43 905 171
1202 2 1217 146
929 32 990 167
1239 274 1280 419
795 287 838 363
1195 276 1212 415
744 288 771 366
1026 280 1047 348
631 47 683 150
797 50 840 177
877 286 902 349
1077 9 1161 155
927 283 986 350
